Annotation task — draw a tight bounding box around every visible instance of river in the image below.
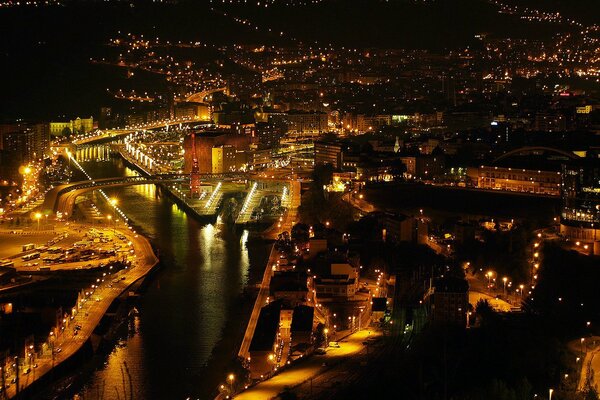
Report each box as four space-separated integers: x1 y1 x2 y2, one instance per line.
59 148 268 400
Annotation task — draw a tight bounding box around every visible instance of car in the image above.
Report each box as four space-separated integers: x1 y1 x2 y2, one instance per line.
54 347 62 354
329 342 340 348
75 325 82 330
314 348 327 355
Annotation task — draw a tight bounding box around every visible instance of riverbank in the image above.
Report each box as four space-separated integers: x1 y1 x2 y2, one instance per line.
3 224 159 399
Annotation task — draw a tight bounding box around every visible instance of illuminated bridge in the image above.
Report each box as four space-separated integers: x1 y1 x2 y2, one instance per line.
42 173 247 215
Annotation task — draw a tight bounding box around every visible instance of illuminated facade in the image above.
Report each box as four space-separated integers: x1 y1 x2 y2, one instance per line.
560 155 600 243
49 117 94 136
183 131 251 174
211 145 238 173
468 166 561 196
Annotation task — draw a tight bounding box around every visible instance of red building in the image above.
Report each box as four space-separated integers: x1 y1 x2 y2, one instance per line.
183 131 252 174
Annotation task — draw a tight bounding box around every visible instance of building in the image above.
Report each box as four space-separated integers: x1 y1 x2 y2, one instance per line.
560 154 600 248
314 139 360 171
399 154 445 180
211 145 238 173
291 305 314 347
183 131 251 173
342 113 391 133
0 122 49 173
468 166 561 196
371 297 388 323
49 117 94 136
307 238 328 259
534 113 567 132
314 275 357 298
249 300 282 379
427 277 469 327
270 271 308 306
454 221 476 245
281 111 328 137
381 212 428 244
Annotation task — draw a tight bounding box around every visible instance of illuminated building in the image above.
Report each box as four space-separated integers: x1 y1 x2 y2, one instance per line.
314 139 359 170
468 166 561 196
174 103 210 121
183 131 251 173
211 145 238 173
0 122 49 175
560 154 600 246
49 117 94 136
280 111 328 137
342 113 391 133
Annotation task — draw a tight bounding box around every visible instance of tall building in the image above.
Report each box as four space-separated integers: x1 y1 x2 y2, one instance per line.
0 122 49 164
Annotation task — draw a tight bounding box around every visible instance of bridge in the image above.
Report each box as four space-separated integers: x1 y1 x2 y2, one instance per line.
492 146 581 164
69 118 202 146
42 173 246 216
184 87 228 103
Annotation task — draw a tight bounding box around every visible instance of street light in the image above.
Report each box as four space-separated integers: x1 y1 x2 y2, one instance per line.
35 212 42 230
503 277 508 297
109 198 118 237
227 373 235 393
549 388 553 400
486 271 493 290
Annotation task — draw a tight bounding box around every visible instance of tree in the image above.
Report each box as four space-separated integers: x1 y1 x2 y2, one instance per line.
61 127 72 137
475 299 495 327
291 223 310 244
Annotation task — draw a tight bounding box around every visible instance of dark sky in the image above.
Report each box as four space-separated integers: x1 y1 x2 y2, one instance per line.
0 0 594 120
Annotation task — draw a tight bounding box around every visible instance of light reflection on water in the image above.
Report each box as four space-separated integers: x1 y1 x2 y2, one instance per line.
72 157 262 400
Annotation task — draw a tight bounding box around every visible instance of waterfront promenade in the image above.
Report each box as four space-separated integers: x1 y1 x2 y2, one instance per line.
3 224 158 399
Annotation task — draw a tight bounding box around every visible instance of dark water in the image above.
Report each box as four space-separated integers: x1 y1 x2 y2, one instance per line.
68 154 268 400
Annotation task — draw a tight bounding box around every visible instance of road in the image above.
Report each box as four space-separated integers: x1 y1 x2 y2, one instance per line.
577 336 600 392
238 178 302 359
238 245 277 360
234 330 379 400
2 225 158 399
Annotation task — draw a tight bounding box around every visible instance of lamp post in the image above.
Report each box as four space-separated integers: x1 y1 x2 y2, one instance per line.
35 212 42 231
519 284 524 298
227 373 235 394
503 277 508 297
109 198 117 238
